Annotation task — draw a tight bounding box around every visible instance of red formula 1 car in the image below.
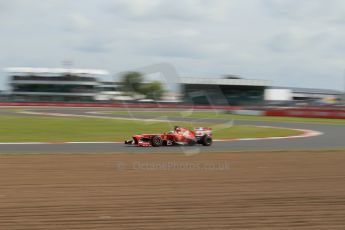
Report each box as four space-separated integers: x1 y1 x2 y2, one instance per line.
125 126 213 147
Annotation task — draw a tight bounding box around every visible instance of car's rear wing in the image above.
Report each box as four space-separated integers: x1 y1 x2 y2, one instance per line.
194 127 212 136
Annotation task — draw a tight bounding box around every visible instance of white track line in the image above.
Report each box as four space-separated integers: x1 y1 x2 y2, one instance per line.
214 128 322 142
20 111 169 122
4 111 321 145
0 142 122 145
0 142 48 145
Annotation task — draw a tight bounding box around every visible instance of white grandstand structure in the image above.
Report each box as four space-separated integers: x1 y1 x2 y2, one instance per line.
5 67 110 102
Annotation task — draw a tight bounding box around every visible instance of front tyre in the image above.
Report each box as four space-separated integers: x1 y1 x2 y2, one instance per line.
201 135 212 146
124 140 134 145
151 136 163 147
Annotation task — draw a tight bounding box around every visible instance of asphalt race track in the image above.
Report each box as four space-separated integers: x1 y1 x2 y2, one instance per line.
0 108 344 153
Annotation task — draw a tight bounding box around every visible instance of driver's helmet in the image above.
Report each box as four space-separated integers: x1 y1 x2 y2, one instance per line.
174 126 182 133
168 126 179 134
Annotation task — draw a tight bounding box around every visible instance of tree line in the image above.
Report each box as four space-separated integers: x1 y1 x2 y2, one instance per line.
120 72 165 101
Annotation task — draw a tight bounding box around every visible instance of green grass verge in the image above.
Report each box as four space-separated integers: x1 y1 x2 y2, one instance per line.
104 111 345 125
0 116 302 142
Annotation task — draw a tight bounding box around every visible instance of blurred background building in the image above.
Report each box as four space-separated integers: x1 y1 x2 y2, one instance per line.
265 87 343 106
2 67 344 105
94 81 123 101
181 76 270 105
5 67 108 102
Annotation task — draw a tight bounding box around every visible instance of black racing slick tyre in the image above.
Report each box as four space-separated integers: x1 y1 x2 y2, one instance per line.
201 135 212 146
124 140 134 145
151 136 163 147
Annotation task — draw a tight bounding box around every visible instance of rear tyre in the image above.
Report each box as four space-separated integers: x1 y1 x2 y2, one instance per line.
201 135 212 146
151 136 163 147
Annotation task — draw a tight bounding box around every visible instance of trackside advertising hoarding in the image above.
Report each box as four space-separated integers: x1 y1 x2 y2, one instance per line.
265 108 345 119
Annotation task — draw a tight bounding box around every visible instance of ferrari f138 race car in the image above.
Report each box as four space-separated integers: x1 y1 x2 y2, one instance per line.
125 126 213 147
